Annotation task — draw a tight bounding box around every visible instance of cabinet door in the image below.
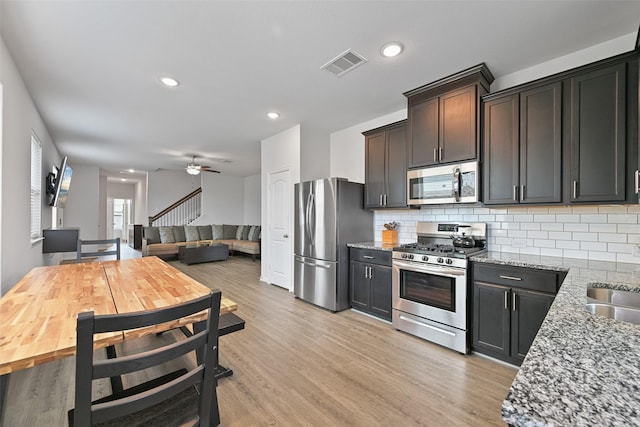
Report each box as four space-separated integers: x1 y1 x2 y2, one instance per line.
369 265 392 321
440 85 477 163
511 289 555 364
472 282 510 357
408 97 439 168
364 132 386 208
483 94 519 204
385 125 407 208
350 261 370 311
520 82 562 204
568 63 626 203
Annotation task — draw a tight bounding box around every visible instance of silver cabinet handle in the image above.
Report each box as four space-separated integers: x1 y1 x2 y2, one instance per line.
573 180 578 199
439 147 443 162
364 266 369 279
512 292 517 312
379 194 383 206
369 266 373 279
433 147 438 162
504 290 508 310
363 255 374 259
513 185 518 202
520 185 525 201
384 194 388 206
500 275 522 281
635 170 639 194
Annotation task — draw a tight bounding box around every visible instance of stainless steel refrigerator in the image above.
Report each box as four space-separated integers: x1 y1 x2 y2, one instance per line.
294 178 373 311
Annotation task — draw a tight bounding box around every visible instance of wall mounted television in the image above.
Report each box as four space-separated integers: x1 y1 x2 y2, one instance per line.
47 156 73 208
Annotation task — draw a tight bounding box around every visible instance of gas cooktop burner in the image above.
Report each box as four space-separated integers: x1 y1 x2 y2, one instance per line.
395 242 482 256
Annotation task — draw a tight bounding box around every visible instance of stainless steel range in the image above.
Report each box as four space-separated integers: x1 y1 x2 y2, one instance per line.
392 222 487 354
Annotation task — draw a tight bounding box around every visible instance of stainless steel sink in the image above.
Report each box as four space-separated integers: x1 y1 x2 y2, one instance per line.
585 303 640 325
587 287 640 309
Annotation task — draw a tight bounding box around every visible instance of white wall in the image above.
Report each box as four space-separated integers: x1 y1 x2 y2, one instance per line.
300 125 330 181
244 174 261 225
0 37 61 294
98 175 107 240
107 181 136 199
261 125 301 284
134 178 148 225
493 32 637 91
190 173 245 225
330 109 407 183
64 164 100 241
147 169 200 217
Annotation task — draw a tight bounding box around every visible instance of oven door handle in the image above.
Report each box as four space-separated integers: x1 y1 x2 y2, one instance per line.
393 260 466 278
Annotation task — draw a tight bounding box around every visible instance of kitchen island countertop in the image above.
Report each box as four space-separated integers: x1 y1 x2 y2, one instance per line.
471 252 640 426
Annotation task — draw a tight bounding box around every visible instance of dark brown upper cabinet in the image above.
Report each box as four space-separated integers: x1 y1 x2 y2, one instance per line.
404 64 494 168
363 120 407 209
483 82 562 205
566 63 626 203
481 50 639 206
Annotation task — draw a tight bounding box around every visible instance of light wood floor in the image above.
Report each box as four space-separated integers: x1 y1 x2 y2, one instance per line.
1 256 517 426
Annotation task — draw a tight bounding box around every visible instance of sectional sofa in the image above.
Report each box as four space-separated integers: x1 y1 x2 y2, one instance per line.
142 224 261 261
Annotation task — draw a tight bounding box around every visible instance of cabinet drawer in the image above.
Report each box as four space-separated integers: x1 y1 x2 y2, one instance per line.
350 248 391 266
473 263 560 294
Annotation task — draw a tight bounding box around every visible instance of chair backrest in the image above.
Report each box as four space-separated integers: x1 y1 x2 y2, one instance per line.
74 291 222 426
76 238 121 262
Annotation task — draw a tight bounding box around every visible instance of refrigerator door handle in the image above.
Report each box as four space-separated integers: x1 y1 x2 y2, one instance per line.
308 193 316 247
305 191 313 247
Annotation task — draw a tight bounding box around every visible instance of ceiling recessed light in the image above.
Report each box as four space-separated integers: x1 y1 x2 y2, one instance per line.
121 178 126 182
267 112 280 119
128 169 135 173
160 76 179 87
381 42 404 58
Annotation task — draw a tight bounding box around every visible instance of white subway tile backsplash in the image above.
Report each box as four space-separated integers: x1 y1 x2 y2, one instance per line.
598 233 626 243
564 223 589 232
556 214 580 223
580 214 607 223
608 214 638 224
373 204 640 264
589 223 617 233
580 241 607 251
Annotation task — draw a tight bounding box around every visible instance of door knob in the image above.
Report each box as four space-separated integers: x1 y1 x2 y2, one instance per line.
283 234 289 238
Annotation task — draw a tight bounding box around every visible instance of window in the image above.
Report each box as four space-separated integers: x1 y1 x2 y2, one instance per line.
30 134 42 242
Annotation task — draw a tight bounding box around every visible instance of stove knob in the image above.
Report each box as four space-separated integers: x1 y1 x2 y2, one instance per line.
408 254 414 260
437 257 444 264
401 253 408 259
422 256 429 262
446 259 453 265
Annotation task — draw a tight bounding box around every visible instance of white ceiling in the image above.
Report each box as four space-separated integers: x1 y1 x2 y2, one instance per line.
2 1 639 181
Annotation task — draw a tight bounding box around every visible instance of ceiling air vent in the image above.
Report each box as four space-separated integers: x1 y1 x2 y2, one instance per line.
321 49 368 77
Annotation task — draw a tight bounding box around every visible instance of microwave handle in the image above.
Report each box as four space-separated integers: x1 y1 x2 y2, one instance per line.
453 167 461 202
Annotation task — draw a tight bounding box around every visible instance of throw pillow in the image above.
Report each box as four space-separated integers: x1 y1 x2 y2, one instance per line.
223 224 238 239
159 226 176 244
211 224 224 240
242 226 250 240
185 226 200 242
197 225 213 240
248 225 261 242
143 226 161 244
236 225 247 240
173 226 186 243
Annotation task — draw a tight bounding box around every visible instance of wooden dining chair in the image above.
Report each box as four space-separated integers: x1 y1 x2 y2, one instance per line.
69 291 222 427
76 237 121 262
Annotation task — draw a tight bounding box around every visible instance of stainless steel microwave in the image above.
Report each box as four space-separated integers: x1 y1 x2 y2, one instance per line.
407 161 479 205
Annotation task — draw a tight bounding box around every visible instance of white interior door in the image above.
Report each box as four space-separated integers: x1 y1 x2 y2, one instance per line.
268 169 292 290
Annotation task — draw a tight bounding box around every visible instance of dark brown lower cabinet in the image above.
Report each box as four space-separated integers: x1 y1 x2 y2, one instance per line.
350 248 392 321
472 263 564 365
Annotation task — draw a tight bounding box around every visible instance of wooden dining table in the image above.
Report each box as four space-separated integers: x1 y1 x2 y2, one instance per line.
0 256 237 376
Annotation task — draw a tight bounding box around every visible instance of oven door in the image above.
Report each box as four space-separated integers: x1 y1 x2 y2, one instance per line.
392 259 468 330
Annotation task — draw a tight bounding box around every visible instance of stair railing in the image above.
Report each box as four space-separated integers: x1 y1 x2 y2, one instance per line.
148 188 202 227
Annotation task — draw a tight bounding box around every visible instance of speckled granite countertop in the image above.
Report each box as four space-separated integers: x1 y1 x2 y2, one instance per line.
347 242 394 251
471 252 640 426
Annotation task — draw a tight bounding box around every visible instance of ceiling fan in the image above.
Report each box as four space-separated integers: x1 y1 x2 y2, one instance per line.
186 156 220 175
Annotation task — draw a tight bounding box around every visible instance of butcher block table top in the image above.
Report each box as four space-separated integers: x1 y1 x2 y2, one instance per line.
0 256 236 375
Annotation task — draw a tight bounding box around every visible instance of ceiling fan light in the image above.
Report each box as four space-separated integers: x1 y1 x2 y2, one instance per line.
186 164 201 175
